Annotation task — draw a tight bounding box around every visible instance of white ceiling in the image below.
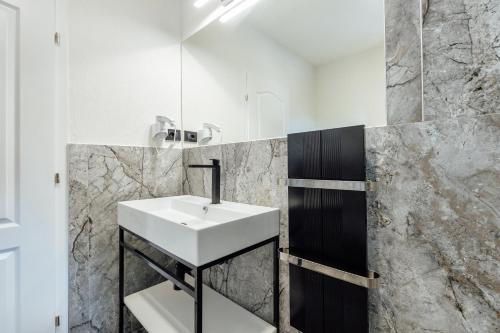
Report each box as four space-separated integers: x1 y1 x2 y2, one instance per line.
244 0 385 66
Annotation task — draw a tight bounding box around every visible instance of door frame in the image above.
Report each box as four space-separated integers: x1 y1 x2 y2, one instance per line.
54 0 68 331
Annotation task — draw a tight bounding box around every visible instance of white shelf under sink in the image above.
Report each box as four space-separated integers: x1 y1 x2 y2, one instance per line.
124 280 277 333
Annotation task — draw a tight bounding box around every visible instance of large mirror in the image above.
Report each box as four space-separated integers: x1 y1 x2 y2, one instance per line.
181 0 386 145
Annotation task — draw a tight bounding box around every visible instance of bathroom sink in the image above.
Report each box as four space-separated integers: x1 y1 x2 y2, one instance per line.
118 195 279 266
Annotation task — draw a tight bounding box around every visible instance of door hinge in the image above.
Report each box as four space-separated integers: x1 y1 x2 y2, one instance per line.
54 32 61 46
54 315 60 327
54 173 61 184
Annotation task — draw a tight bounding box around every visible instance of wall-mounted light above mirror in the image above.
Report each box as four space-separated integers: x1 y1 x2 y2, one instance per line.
194 0 211 8
190 0 263 26
219 0 261 23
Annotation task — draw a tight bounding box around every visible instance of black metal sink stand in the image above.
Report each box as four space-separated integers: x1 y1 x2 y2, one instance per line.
119 226 280 333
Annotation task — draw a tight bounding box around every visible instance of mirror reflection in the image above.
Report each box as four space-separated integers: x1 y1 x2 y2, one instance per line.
182 0 386 145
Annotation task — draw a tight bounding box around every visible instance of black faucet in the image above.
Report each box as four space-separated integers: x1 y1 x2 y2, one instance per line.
188 159 221 204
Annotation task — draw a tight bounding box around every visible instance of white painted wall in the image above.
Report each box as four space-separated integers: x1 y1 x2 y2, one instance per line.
55 0 69 331
315 44 386 129
182 22 316 144
68 0 181 146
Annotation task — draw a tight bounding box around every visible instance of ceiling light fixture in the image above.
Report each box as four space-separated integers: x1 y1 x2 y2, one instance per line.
219 0 260 23
194 0 211 8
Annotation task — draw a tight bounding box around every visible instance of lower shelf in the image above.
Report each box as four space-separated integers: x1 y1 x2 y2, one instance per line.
124 281 277 333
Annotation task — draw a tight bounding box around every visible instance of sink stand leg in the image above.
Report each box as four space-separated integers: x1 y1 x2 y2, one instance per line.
195 267 203 333
273 237 280 331
119 227 125 332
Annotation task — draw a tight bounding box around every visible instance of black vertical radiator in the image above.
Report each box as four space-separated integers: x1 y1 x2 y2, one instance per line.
280 125 379 333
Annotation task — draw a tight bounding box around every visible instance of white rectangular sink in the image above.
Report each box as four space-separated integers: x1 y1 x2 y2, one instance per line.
118 195 279 266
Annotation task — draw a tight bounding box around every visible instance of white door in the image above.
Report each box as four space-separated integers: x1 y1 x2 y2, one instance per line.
0 0 57 332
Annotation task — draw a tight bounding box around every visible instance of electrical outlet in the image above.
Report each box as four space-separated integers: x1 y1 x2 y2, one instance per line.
166 129 181 141
184 131 198 143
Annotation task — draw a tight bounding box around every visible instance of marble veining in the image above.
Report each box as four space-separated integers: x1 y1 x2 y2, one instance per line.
423 0 500 120
385 0 423 124
366 114 500 332
182 138 297 332
68 145 92 332
181 115 499 332
69 115 500 332
69 116 500 332
68 145 182 332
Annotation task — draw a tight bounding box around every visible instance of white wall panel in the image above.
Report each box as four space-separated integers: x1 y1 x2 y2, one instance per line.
68 0 182 147
0 4 18 224
0 250 17 333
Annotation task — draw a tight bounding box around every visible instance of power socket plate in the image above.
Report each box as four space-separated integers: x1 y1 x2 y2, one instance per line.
184 131 198 143
166 129 182 141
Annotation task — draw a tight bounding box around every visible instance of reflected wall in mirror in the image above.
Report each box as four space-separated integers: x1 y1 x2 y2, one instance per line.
182 0 386 145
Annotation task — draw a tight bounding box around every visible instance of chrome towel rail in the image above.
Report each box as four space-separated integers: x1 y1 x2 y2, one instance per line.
279 248 380 289
286 178 377 192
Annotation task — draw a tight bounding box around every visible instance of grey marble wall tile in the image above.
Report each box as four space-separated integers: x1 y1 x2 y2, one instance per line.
142 147 183 197
68 145 183 333
86 145 144 332
423 0 500 120
203 246 274 320
70 114 499 333
68 145 91 331
366 114 500 332
385 0 423 124
182 138 296 331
